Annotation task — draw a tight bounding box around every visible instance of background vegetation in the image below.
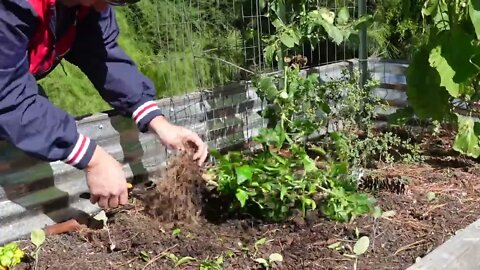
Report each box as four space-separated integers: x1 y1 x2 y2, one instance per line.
39 0 425 117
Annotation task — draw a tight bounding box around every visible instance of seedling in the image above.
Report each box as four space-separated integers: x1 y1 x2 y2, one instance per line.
139 251 151 262
172 228 182 237
200 255 224 270
0 242 24 270
164 252 196 268
93 210 115 251
30 229 45 270
426 191 437 202
342 236 370 270
254 237 274 255
253 253 283 269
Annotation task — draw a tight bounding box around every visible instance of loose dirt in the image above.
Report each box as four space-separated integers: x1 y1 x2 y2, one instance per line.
16 132 480 270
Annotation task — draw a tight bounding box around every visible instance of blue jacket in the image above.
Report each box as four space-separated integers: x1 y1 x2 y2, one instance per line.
0 0 163 169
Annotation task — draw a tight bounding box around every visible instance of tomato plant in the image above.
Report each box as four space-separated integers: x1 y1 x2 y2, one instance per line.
261 0 373 63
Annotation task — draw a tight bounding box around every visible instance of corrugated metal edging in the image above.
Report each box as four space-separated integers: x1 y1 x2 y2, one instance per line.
0 60 407 244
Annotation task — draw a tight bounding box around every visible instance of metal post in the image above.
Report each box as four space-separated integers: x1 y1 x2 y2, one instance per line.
277 1 286 76
358 0 368 87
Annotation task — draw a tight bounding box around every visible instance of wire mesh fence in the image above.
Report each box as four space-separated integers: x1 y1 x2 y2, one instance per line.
117 0 370 153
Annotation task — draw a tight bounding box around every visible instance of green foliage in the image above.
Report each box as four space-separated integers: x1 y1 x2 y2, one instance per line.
406 0 480 158
368 0 426 59
319 71 424 167
208 67 376 222
0 242 24 269
263 0 372 64
200 255 225 270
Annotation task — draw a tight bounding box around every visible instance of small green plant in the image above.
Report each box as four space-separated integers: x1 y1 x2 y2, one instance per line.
351 236 370 270
200 255 225 270
253 253 283 270
172 228 182 237
164 253 196 268
30 229 45 270
93 210 116 251
139 251 151 262
0 242 24 270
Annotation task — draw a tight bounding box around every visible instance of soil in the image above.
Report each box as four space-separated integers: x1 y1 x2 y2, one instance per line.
16 129 480 270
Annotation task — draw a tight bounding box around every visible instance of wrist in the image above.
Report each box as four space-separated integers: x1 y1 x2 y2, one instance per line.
86 145 104 170
148 115 171 132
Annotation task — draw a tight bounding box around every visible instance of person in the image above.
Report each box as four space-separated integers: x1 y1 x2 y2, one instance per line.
0 0 209 209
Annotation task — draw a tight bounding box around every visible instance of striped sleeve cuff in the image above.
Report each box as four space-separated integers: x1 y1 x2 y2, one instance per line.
63 134 97 169
132 101 163 132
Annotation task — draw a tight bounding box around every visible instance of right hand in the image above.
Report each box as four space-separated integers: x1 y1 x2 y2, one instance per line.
85 146 129 209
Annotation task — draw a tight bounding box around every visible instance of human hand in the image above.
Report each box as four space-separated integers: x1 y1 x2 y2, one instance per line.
85 146 129 209
149 115 208 166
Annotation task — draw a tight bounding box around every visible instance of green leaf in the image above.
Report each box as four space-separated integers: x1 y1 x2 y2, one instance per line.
236 189 249 207
93 210 108 227
175 256 195 267
254 258 268 266
236 165 253 185
280 32 296 48
428 31 479 98
258 0 266 10
265 44 277 64
381 210 397 218
470 0 480 39
280 186 288 201
336 7 350 25
327 242 342 250
1 255 11 268
30 229 45 248
319 8 335 24
139 251 150 262
372 206 382 219
426 191 437 202
172 228 182 237
406 45 452 121
453 115 480 157
269 253 283 263
302 155 317 172
323 24 344 45
353 15 373 30
272 19 284 30
258 76 278 100
422 0 439 16
353 236 370 255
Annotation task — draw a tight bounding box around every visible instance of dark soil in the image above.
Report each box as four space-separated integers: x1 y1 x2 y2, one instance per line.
16 131 480 270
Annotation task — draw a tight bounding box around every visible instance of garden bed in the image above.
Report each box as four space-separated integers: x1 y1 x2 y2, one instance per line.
15 129 480 270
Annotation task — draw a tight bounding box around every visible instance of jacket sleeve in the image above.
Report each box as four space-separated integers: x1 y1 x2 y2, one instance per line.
66 6 163 133
0 0 96 169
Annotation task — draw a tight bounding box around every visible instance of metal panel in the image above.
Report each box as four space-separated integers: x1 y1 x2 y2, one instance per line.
0 60 408 244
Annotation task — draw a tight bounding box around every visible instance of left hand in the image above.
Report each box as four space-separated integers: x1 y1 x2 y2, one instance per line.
149 115 208 166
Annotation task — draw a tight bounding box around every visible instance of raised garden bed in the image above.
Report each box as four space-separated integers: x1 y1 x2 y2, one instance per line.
12 128 480 270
